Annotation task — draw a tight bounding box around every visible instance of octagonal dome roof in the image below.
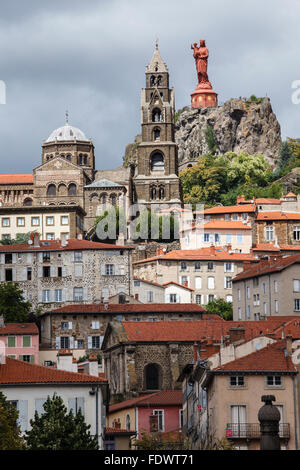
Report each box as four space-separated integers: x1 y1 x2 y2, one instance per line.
46 124 89 143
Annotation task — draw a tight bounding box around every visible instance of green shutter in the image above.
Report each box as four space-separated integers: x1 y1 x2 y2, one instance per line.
8 336 16 348
23 336 31 348
30 355 34 363
19 355 23 360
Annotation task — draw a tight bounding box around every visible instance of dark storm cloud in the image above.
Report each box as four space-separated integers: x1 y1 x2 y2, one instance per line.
0 0 299 173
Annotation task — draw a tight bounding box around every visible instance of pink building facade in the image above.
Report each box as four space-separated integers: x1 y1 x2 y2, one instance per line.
0 320 39 364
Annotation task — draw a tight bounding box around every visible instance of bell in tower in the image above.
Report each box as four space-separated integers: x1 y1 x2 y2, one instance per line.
132 42 182 209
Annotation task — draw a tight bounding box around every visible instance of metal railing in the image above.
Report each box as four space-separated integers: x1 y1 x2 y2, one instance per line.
226 423 290 439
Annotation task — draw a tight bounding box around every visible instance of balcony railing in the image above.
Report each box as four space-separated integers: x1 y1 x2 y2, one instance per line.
226 423 290 440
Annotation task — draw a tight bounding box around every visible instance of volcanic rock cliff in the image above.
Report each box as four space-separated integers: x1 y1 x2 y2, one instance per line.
175 97 281 169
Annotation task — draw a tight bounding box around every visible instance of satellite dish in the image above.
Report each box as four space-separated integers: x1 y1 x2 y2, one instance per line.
28 240 33 245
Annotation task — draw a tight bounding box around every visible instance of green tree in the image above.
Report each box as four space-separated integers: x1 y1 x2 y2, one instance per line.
25 394 98 450
205 298 233 321
205 126 217 154
0 232 38 246
0 283 31 323
0 392 24 450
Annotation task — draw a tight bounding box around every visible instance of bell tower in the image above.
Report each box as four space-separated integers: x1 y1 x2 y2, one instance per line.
132 42 182 208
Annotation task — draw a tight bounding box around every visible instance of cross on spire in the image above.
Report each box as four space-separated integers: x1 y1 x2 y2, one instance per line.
65 110 69 124
155 37 159 50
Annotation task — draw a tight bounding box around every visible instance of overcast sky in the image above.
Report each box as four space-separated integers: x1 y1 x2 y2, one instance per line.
0 0 299 173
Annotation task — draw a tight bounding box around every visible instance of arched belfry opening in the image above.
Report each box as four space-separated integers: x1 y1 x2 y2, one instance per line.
152 108 162 122
150 152 164 172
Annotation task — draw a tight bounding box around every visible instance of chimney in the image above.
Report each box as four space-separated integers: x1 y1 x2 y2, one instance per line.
113 419 121 429
243 261 252 270
33 232 40 248
226 244 232 253
77 232 83 240
104 299 109 311
149 414 159 433
81 354 99 377
117 232 125 245
57 349 77 372
193 343 199 363
209 245 216 255
229 327 245 344
0 315 5 328
156 247 163 256
237 195 245 205
135 293 139 301
286 335 293 356
61 233 68 248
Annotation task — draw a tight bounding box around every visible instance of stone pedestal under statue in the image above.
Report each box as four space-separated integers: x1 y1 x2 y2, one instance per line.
190 40 218 109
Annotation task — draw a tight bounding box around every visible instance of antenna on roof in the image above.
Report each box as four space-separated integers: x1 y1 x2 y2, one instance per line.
65 109 69 125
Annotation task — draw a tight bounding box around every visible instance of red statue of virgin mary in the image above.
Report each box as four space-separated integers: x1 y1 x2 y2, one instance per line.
190 40 218 109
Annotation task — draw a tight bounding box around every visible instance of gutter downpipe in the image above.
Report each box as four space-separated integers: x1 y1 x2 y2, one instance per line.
293 374 299 450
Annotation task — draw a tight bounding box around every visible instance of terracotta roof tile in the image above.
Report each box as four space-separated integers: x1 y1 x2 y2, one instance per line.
200 221 252 230
0 323 39 335
133 247 257 265
46 303 206 315
204 204 256 214
0 357 107 384
118 318 300 343
105 427 136 435
109 390 182 412
256 212 300 221
0 173 34 184
233 254 300 282
0 239 133 253
213 340 297 373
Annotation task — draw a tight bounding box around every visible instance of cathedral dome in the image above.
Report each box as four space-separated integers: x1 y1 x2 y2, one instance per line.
46 124 89 143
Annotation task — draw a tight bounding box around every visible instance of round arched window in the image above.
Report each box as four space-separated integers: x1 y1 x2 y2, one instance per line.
68 184 77 196
47 184 56 197
151 152 164 172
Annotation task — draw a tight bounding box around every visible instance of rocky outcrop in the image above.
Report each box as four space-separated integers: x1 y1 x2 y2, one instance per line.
175 98 281 169
276 167 300 192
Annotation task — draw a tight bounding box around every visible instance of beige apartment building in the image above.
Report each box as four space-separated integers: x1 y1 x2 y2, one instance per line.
232 254 300 320
179 336 299 450
0 205 85 241
133 246 257 305
0 235 133 310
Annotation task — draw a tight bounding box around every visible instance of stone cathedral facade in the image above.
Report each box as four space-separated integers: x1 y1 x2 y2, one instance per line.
0 45 182 240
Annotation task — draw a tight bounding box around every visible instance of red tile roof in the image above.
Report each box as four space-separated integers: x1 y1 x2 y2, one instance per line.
255 198 281 204
252 244 281 252
0 238 133 252
256 212 300 221
133 247 257 265
109 390 182 413
233 254 300 282
117 318 300 344
0 173 34 184
105 427 136 435
0 323 39 335
253 244 300 252
0 357 108 384
204 204 256 214
201 221 252 230
46 303 206 316
213 340 297 373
